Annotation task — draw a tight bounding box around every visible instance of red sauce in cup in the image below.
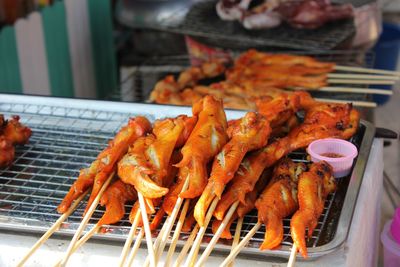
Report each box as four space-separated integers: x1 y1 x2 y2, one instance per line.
321 153 344 158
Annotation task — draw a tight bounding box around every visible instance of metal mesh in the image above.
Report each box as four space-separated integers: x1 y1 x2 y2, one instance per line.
149 1 356 51
0 100 365 255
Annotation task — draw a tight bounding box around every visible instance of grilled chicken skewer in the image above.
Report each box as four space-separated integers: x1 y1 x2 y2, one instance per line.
256 159 306 250
149 60 226 104
211 169 272 240
57 117 152 214
194 112 271 226
290 161 336 258
219 159 305 267
149 95 228 264
117 116 196 265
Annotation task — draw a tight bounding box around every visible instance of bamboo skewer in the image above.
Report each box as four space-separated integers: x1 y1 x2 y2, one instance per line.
151 176 191 262
287 244 297 267
318 87 393 95
173 225 200 267
327 79 396 85
59 173 114 267
138 192 157 267
185 197 220 267
118 211 142 267
314 98 377 108
195 201 240 267
334 65 400 76
219 222 262 267
229 217 244 267
327 73 399 80
164 199 191 267
126 228 145 267
53 224 101 267
17 189 90 267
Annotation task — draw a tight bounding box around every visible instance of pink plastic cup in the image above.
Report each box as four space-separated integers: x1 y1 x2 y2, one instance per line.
307 138 358 178
381 208 400 267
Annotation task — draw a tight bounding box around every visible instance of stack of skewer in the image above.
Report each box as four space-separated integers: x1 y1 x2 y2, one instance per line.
17 88 362 267
149 49 400 109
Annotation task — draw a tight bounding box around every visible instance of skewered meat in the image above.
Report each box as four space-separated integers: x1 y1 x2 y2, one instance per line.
212 168 271 239
256 158 306 250
57 117 151 214
216 0 252 21
0 114 4 129
118 116 196 199
0 115 32 167
216 0 353 30
149 60 226 104
177 60 226 89
0 136 14 167
194 112 271 225
235 49 335 70
290 161 336 257
214 98 359 220
242 2 282 29
97 180 137 226
175 95 228 199
277 0 354 29
2 115 32 145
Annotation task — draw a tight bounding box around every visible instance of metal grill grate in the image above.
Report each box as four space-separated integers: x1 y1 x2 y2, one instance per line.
149 1 356 51
0 98 371 259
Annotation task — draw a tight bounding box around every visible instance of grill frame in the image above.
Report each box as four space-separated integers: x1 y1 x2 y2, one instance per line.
0 94 375 260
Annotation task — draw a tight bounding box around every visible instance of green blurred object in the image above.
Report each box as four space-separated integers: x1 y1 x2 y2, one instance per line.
0 26 22 94
42 1 74 97
0 0 117 99
88 0 118 99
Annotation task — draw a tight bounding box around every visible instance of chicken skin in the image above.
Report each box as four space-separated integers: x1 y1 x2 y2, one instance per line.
58 117 151 214
194 112 271 226
290 161 336 258
98 179 137 226
174 95 228 199
255 159 306 250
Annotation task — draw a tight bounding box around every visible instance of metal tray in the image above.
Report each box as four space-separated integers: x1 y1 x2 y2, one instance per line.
0 94 375 260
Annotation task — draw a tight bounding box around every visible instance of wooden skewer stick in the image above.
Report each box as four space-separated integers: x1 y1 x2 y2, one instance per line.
138 192 157 267
17 189 90 267
126 228 145 267
126 209 162 267
327 73 399 80
173 224 200 267
53 224 101 267
152 176 191 261
287 244 297 267
164 199 191 267
195 201 240 267
314 98 377 108
184 197 220 267
327 79 396 85
219 222 261 267
318 87 393 95
118 210 141 267
334 65 400 76
59 173 114 267
228 217 244 267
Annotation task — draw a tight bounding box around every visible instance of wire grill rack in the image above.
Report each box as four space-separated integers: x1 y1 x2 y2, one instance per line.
0 96 373 260
148 1 356 51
